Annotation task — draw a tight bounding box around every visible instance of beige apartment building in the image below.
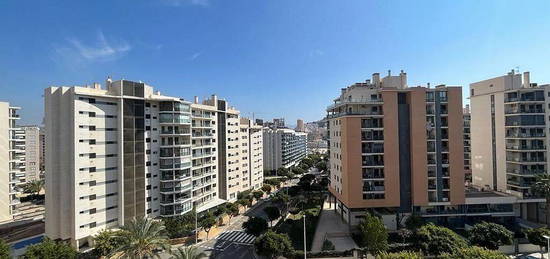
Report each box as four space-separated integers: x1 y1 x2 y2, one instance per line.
45 79 262 248
21 126 41 182
326 71 465 226
470 71 549 223
0 102 25 222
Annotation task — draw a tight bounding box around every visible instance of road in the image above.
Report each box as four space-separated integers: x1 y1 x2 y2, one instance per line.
160 177 302 259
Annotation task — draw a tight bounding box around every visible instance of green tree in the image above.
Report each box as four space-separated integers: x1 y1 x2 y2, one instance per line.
292 167 306 175
357 213 388 255
404 214 425 231
171 245 206 259
162 211 196 238
226 203 240 224
253 190 264 201
93 229 122 257
376 251 422 259
254 230 294 259
199 212 217 240
113 217 170 258
0 238 10 259
243 217 268 236
301 157 314 168
263 206 281 227
23 180 44 197
315 160 327 172
261 185 272 194
467 222 513 250
441 246 508 259
236 198 252 209
532 174 550 226
23 238 78 259
321 240 335 251
277 167 290 177
414 223 467 256
526 227 550 258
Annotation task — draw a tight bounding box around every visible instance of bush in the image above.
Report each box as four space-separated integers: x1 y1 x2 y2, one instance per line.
321 240 335 251
254 230 294 258
441 246 508 259
404 214 425 231
357 213 388 255
93 230 122 257
376 251 423 259
467 222 513 250
414 223 467 256
0 238 9 258
24 238 78 259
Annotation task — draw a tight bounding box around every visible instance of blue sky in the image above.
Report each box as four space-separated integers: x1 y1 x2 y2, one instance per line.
1 0 550 125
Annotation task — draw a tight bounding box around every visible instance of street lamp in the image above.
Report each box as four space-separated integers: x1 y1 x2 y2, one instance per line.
303 214 307 259
195 206 198 244
543 235 550 259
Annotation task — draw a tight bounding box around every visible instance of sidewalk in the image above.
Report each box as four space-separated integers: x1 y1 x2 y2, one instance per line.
311 201 358 252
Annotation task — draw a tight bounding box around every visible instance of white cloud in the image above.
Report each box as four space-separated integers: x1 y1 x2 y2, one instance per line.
309 49 325 57
54 31 131 64
162 0 209 7
189 52 202 61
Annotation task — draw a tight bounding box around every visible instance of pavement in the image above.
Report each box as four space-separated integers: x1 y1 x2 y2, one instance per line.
311 200 357 252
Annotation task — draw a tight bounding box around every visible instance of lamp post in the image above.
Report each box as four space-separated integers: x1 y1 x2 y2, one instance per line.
303 213 307 259
544 235 550 259
195 206 198 244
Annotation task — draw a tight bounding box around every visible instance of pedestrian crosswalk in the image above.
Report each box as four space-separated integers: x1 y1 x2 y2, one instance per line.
217 230 256 245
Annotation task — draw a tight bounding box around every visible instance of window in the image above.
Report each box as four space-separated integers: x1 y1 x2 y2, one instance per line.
89 181 97 187
89 126 96 131
89 167 96 172
89 153 96 158
90 208 96 214
89 112 96 117
89 222 96 228
89 194 96 200
90 139 96 145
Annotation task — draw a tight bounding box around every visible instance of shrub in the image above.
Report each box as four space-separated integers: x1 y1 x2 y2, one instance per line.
376 251 423 259
467 222 513 250
24 238 78 259
441 246 508 259
414 223 467 256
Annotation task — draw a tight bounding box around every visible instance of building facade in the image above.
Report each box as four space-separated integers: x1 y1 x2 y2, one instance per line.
470 71 548 223
463 105 472 184
263 128 307 171
45 79 262 248
21 126 41 182
0 102 25 222
295 119 305 132
326 71 465 226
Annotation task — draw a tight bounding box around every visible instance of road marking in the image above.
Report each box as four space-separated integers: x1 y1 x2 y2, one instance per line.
217 230 256 245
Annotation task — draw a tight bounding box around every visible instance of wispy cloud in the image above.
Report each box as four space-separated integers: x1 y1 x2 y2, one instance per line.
162 0 209 7
309 49 325 57
189 52 202 61
53 31 131 65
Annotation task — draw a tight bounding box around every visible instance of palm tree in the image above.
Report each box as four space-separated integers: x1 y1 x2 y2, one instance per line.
23 180 44 197
532 174 550 227
171 246 206 259
112 217 171 258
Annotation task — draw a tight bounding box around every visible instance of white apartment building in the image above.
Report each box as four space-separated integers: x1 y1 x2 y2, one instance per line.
0 102 25 222
21 126 41 182
240 118 264 191
470 71 549 223
45 79 262 248
263 128 307 171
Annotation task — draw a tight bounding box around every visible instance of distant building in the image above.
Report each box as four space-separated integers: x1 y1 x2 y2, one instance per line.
21 126 41 182
39 127 45 175
263 128 307 171
295 119 305 132
463 105 471 184
273 118 285 128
